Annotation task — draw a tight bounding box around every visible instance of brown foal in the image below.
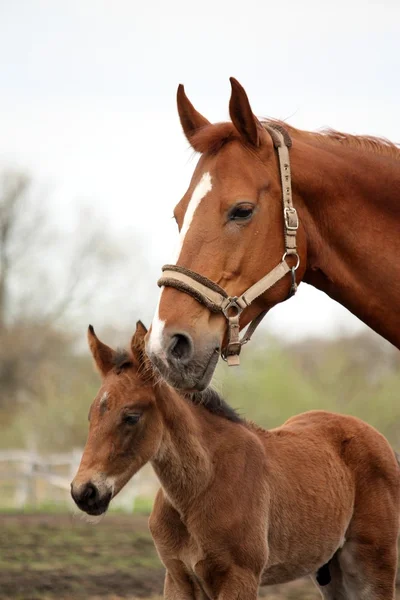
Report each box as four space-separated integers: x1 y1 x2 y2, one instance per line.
146 77 400 390
71 322 400 599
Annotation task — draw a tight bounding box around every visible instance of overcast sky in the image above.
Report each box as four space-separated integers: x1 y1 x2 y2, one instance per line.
1 0 399 341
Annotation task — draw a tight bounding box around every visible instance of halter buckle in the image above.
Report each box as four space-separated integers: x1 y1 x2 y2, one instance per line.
220 297 244 366
221 340 242 366
284 207 299 231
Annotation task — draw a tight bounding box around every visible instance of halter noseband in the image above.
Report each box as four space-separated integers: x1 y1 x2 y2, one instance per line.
158 124 299 366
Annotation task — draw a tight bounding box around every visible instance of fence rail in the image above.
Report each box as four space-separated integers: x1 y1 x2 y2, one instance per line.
0 449 157 511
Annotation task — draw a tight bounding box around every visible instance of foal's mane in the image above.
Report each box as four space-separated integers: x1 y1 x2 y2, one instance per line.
112 349 132 370
112 348 243 424
184 387 243 424
190 120 400 161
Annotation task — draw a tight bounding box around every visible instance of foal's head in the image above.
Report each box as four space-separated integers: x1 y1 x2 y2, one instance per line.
71 322 162 516
147 78 306 390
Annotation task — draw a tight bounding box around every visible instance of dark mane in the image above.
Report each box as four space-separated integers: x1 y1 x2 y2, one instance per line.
185 387 243 424
189 119 400 161
112 349 133 371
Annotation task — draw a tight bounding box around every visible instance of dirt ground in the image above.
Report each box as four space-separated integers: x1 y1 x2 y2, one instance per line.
0 513 399 599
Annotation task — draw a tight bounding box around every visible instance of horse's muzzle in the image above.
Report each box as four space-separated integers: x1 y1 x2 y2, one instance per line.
148 331 220 391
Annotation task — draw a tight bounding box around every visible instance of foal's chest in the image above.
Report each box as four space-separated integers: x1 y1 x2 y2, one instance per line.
163 525 215 593
178 533 205 572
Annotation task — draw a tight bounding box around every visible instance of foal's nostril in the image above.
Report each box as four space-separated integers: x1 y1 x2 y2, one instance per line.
167 333 194 363
72 482 100 509
82 483 98 506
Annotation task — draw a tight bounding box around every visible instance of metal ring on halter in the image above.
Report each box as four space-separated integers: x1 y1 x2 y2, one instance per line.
282 251 300 271
221 297 244 319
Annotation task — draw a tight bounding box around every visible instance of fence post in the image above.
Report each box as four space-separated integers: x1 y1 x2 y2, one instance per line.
15 450 36 508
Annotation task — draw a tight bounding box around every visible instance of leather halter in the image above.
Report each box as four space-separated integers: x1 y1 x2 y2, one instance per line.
158 124 299 366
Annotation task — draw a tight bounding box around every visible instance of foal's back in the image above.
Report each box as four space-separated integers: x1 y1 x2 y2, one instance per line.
258 410 400 594
267 410 399 490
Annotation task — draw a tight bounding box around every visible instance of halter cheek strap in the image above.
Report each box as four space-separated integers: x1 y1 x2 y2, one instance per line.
157 124 300 366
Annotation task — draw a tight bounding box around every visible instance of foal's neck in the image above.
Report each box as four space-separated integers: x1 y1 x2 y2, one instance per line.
151 385 213 512
293 138 400 347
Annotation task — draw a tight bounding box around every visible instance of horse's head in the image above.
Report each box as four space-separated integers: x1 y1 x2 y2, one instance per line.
147 78 306 390
71 322 162 516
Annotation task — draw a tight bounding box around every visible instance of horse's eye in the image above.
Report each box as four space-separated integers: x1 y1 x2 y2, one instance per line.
123 413 141 425
228 203 255 222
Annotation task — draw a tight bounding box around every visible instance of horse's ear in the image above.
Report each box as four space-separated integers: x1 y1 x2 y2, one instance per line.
131 320 148 366
229 77 262 147
177 84 210 149
87 325 115 377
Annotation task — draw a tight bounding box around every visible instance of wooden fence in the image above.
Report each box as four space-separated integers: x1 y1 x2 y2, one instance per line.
0 449 158 512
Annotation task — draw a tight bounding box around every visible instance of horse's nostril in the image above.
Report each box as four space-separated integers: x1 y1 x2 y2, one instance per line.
167 333 194 363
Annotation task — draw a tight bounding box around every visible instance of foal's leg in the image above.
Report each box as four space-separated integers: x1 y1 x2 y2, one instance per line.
164 570 195 600
337 538 398 599
215 567 259 600
164 567 205 599
311 552 347 600
312 537 398 600
337 480 399 600
164 563 211 600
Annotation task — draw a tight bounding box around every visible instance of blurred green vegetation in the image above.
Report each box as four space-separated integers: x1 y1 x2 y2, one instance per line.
0 352 97 451
216 331 400 448
2 328 399 454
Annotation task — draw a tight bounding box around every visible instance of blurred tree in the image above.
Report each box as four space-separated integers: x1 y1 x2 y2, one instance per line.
0 170 30 329
0 168 150 421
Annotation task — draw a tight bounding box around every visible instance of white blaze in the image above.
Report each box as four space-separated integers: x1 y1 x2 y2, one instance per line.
147 293 166 356
174 171 213 262
147 172 213 355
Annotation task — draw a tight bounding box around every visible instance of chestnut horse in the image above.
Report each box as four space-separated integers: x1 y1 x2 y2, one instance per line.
71 322 400 599
146 78 400 390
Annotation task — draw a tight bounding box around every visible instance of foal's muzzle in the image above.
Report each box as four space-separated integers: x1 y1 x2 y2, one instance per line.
71 481 112 516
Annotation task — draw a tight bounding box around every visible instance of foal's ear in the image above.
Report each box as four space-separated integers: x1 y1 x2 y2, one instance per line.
229 77 262 147
177 84 210 149
87 325 115 377
131 320 148 366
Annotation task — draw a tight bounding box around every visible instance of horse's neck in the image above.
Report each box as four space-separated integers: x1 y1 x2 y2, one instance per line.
295 140 400 348
151 385 213 511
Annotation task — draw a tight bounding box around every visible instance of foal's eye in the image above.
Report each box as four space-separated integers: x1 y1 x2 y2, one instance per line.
228 203 255 222
123 413 141 425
